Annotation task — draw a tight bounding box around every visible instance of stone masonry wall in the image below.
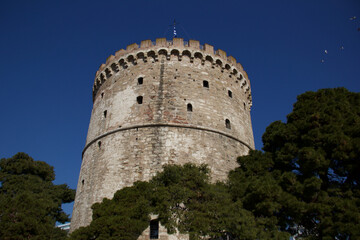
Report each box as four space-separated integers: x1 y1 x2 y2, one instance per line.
71 38 255 236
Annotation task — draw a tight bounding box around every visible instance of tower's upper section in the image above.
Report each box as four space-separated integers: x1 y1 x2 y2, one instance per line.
85 37 255 150
92 38 252 106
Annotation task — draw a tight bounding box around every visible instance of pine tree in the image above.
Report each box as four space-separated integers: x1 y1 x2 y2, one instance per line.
230 88 360 239
0 152 75 240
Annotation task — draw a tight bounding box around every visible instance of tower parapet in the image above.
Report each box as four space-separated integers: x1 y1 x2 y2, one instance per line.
93 38 252 107
71 38 255 233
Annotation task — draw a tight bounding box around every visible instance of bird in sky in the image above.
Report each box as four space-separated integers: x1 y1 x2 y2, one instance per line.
349 16 357 20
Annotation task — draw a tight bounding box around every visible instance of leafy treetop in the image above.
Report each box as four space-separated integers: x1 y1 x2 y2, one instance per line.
0 152 75 240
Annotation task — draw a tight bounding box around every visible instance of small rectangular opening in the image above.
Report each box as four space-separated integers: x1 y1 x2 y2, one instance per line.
150 220 159 239
137 96 143 104
228 90 232 98
226 119 231 129
187 103 193 112
203 80 209 88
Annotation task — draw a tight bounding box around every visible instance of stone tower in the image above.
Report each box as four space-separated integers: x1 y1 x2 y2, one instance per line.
71 38 255 232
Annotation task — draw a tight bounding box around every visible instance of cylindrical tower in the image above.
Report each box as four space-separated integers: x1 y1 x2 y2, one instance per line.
71 38 254 231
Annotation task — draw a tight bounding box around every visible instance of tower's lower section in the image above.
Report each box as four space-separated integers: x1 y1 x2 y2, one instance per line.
70 125 250 231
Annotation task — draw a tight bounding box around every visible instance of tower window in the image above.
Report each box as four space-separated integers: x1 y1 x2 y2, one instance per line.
138 77 143 85
150 220 159 239
203 80 209 88
82 179 84 185
101 92 104 98
98 141 102 148
228 90 232 98
137 96 143 104
187 103 193 112
243 102 246 110
103 110 107 118
225 119 231 129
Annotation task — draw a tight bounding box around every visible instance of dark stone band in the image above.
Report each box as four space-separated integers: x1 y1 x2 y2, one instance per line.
82 123 254 158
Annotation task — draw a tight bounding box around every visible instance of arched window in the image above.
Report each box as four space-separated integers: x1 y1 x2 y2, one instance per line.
119 59 127 69
147 51 156 61
171 49 180 57
205 55 213 63
158 49 167 56
137 96 143 104
194 52 203 60
228 90 232 98
98 141 102 148
100 73 106 83
103 110 107 118
137 52 145 61
187 103 193 112
225 119 231 129
111 63 119 73
138 77 143 85
105 68 112 78
182 50 191 58
203 80 209 88
150 220 159 239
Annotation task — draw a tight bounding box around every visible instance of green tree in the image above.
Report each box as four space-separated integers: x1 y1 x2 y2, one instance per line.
228 151 294 239
229 88 360 239
70 181 152 240
149 164 285 239
0 152 75 240
70 164 288 240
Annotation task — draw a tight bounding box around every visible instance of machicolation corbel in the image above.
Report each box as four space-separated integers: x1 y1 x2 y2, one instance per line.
92 38 252 100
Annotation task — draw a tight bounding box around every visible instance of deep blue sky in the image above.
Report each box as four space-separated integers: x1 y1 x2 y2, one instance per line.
1 0 359 216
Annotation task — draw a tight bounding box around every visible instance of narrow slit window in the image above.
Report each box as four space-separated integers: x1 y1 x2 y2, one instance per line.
103 110 107 118
101 92 104 98
243 102 246 110
203 80 209 88
138 77 143 85
150 220 159 239
187 103 193 112
225 119 231 129
228 90 232 98
98 141 102 148
137 96 143 104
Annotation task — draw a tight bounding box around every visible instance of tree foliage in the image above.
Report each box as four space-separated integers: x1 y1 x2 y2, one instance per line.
0 152 75 240
70 88 360 240
231 88 360 239
70 164 290 240
70 181 152 240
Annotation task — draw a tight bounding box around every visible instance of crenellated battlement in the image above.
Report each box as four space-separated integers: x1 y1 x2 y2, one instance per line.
93 38 252 105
